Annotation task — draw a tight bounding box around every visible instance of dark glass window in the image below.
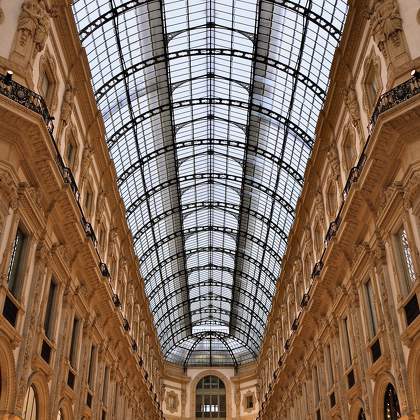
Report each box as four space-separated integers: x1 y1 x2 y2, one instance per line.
7 228 26 297
88 345 97 389
102 366 109 404
44 278 57 340
384 383 401 420
364 279 378 338
69 317 80 369
343 316 352 367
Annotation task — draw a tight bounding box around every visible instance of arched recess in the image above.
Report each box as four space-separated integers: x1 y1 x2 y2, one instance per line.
191 370 232 419
372 372 401 420
0 333 17 414
24 370 49 420
349 398 366 419
56 397 74 420
407 336 420 414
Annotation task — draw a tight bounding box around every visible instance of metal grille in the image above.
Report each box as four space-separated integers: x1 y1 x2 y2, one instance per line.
72 0 348 366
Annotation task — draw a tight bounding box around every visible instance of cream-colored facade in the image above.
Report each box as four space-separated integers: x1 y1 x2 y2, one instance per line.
257 1 420 419
0 0 419 420
161 365 259 420
0 0 164 419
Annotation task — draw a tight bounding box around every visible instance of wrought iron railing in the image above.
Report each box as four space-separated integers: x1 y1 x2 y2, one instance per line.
1 71 420 419
0 72 144 363
257 71 420 417
369 71 420 130
0 73 52 128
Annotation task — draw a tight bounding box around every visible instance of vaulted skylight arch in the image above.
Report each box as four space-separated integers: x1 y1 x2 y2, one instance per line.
72 0 348 367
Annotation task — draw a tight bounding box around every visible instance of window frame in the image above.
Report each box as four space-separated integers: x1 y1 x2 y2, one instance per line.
68 315 81 371
83 182 95 218
362 277 379 341
394 225 417 297
43 276 58 341
341 315 353 370
6 226 28 299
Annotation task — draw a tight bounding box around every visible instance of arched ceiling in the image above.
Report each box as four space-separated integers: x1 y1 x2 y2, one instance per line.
72 0 348 367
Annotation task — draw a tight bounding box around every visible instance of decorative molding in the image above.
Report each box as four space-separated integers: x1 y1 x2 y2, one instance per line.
38 49 58 112
361 49 383 114
370 0 411 76
10 0 53 70
164 390 179 414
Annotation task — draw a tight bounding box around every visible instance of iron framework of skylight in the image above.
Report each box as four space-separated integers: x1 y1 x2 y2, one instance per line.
72 0 348 367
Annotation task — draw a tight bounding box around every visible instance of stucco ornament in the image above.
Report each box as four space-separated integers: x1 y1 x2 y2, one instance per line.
164 390 179 413
344 84 361 127
370 0 403 51
17 0 51 53
60 83 74 128
0 169 18 210
369 0 410 75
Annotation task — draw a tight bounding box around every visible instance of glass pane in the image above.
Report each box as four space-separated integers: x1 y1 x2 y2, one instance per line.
72 0 348 366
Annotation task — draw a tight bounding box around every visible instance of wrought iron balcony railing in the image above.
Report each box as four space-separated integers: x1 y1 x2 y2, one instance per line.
0 72 147 374
369 71 420 130
0 73 52 129
1 72 420 418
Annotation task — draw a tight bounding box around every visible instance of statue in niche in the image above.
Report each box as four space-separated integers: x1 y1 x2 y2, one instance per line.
344 85 361 127
60 83 74 128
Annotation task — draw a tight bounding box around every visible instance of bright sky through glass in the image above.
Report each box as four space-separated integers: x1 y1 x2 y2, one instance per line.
72 0 348 367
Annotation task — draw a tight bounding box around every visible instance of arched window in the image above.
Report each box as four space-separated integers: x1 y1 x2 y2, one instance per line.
358 408 366 420
384 383 401 420
22 386 37 420
196 376 226 419
57 409 64 420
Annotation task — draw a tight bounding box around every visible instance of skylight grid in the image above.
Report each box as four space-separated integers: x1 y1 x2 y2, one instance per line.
73 0 348 367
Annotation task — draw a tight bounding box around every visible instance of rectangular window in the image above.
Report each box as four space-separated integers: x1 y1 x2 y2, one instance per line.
102 366 109 405
7 228 26 297
325 345 334 389
69 317 80 369
84 188 93 216
342 316 352 368
364 279 378 339
66 141 76 169
43 278 57 340
39 72 50 98
113 383 119 416
398 227 416 293
313 366 320 406
88 344 97 389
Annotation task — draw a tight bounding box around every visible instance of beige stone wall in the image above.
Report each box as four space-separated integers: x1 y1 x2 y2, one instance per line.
0 1 163 419
257 1 420 419
162 364 259 420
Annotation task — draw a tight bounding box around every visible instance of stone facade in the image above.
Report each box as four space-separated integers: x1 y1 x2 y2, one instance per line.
162 365 259 420
0 1 419 420
0 1 163 419
257 1 420 419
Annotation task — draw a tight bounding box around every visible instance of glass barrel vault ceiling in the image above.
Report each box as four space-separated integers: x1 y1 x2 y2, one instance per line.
72 0 348 367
